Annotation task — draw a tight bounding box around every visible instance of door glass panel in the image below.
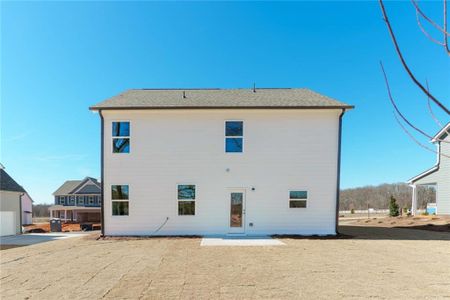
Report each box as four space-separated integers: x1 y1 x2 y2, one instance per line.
230 192 243 227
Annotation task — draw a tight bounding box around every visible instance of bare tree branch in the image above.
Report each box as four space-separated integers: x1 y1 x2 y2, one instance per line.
426 80 445 128
394 112 450 158
379 0 450 114
380 61 449 143
415 8 446 46
445 0 450 54
411 0 449 35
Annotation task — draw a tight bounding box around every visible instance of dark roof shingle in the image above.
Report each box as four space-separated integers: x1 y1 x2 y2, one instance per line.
0 169 26 193
90 88 354 110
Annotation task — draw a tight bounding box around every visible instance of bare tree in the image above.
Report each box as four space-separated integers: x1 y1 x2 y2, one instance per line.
378 0 449 153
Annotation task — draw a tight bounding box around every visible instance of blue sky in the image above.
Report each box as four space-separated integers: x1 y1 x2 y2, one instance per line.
1 1 449 204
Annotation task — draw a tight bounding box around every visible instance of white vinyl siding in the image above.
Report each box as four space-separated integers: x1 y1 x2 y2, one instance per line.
103 109 341 235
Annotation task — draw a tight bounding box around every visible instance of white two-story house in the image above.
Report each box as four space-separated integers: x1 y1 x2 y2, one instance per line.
90 88 353 236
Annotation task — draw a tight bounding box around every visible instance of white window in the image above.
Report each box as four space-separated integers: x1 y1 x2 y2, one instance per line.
177 185 195 215
112 122 130 153
60 196 65 205
289 191 307 208
89 196 94 205
112 185 129 216
78 196 84 205
225 121 243 153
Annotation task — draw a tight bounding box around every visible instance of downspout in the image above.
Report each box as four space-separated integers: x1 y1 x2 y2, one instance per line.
19 193 24 234
99 110 105 236
335 109 346 235
409 140 441 215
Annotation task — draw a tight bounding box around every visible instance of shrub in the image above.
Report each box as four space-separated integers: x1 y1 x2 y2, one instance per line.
350 209 355 214
389 196 400 217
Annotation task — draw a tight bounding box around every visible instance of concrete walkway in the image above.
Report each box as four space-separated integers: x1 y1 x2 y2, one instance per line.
0 232 94 246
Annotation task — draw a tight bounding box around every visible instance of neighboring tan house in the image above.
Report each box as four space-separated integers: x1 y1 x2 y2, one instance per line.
90 88 353 236
49 177 101 222
408 123 450 215
0 165 33 236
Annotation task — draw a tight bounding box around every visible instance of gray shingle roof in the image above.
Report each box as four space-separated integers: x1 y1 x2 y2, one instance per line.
53 177 101 196
0 169 26 193
90 88 353 110
53 180 83 196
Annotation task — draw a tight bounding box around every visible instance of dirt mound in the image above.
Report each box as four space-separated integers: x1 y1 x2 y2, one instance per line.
351 215 450 232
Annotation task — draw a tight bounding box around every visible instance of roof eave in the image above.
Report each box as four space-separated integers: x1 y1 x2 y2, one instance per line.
431 122 450 142
407 166 439 184
89 105 355 111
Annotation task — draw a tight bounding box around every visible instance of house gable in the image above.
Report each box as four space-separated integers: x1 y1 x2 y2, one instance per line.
71 177 101 195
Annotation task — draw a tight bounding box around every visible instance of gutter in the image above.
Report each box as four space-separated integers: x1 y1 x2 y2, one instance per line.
99 110 105 236
335 109 346 235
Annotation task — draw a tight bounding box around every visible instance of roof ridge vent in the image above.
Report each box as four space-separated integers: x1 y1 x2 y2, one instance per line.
252 83 256 93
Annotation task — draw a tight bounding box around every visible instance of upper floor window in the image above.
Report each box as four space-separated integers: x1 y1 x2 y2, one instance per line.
177 184 195 215
225 121 243 153
69 196 75 205
289 191 308 208
78 196 84 205
112 185 129 216
60 196 65 205
112 122 130 153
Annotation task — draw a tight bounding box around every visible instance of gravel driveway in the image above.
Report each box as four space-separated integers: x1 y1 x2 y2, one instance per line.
1 226 449 299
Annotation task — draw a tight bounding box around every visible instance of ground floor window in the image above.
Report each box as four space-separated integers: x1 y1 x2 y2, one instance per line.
289 190 307 208
178 184 195 215
112 185 129 216
112 202 129 216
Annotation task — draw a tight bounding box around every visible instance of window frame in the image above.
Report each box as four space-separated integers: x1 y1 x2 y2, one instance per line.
177 184 196 216
60 196 65 205
111 185 129 216
288 190 308 208
111 121 131 154
78 196 84 205
224 120 244 154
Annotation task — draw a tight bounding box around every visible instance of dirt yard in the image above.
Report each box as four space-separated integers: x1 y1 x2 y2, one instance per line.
1 225 449 299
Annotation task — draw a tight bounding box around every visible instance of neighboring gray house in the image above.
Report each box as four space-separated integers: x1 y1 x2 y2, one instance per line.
408 123 450 215
0 166 31 236
49 177 101 222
